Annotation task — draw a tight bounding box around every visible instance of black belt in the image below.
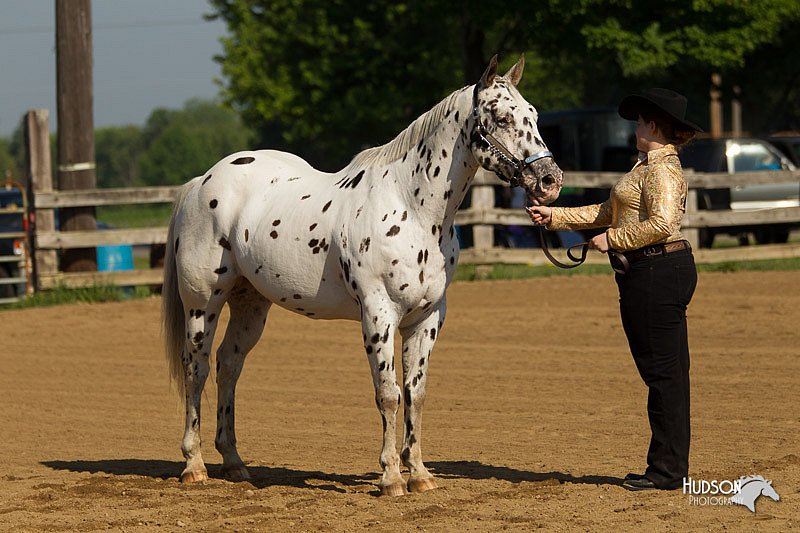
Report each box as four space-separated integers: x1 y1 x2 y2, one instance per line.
610 240 691 274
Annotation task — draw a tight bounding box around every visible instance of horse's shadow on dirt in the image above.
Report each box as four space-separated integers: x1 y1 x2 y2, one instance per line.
41 459 378 493
42 459 623 492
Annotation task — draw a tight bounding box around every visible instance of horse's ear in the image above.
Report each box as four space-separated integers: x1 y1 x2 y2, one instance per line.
504 54 525 86
480 54 499 87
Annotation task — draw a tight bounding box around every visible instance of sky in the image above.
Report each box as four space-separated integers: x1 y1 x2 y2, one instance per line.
0 0 227 136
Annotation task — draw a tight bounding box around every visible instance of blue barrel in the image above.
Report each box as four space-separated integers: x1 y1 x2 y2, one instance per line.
96 245 134 272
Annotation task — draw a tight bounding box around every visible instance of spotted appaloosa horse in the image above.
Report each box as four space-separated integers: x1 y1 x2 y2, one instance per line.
162 55 563 496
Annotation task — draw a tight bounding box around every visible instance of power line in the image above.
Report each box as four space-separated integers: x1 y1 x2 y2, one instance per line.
0 18 215 36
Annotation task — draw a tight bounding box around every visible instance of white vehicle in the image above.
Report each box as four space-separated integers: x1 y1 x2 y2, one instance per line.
679 138 799 246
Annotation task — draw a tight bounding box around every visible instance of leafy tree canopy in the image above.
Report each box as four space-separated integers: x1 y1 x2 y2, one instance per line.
2 99 252 188
0 137 17 182
95 126 143 188
138 98 253 185
209 0 800 169
209 0 463 170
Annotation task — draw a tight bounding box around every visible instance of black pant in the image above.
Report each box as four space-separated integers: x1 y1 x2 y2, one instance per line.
615 249 697 489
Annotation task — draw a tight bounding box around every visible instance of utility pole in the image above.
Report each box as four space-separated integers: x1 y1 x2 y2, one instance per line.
56 0 97 272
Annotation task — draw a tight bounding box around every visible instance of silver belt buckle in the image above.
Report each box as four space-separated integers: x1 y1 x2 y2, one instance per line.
644 246 660 257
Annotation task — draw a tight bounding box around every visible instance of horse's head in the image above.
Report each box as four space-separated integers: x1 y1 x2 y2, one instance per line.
469 54 563 206
761 479 780 501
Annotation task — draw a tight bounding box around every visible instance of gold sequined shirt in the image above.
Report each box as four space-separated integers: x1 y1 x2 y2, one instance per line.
547 144 687 251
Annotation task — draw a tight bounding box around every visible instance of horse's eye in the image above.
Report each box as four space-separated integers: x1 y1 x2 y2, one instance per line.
497 114 511 126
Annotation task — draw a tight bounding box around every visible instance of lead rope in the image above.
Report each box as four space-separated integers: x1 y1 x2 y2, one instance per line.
536 225 588 269
536 225 630 274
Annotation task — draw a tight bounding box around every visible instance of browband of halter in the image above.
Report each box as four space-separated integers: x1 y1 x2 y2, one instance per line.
470 83 553 187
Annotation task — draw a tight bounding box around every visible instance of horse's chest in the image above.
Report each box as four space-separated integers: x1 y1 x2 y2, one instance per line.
354 230 448 308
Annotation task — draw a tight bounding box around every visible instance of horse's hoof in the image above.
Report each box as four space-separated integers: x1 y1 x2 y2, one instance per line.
180 469 208 484
222 465 251 482
408 477 438 493
380 481 408 497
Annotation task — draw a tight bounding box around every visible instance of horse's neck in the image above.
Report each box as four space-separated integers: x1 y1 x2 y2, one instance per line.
742 481 765 495
389 99 478 229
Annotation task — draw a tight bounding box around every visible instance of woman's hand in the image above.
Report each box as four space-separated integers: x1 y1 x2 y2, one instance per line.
526 205 552 226
588 232 610 253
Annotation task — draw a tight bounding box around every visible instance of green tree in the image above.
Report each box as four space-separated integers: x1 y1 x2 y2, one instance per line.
210 0 800 165
549 0 800 131
0 137 17 182
728 19 800 132
95 126 144 188
4 118 29 185
138 99 254 186
209 0 464 170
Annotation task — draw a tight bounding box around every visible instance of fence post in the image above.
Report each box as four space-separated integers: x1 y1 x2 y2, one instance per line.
471 170 495 250
684 187 699 250
471 170 495 277
25 109 58 290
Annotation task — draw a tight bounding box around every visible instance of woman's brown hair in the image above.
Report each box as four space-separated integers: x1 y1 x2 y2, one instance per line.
639 104 697 147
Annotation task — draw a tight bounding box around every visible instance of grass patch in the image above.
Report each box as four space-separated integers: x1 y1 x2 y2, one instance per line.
96 204 173 228
4 257 798 309
454 262 613 281
696 257 800 272
133 254 150 270
454 256 800 281
7 284 152 309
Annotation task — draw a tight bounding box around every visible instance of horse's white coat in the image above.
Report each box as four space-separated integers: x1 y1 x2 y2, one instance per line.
162 56 562 494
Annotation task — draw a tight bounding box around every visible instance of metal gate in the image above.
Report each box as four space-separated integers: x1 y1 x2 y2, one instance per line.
0 178 32 304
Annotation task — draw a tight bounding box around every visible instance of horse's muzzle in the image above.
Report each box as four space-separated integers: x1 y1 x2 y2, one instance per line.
523 158 562 205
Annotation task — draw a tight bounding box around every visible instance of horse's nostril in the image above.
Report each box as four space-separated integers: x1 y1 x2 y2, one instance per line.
541 175 555 188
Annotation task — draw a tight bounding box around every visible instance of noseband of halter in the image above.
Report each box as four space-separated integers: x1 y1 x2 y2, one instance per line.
471 84 553 187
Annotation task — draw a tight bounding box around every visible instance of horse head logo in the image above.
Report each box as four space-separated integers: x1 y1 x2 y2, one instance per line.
729 475 780 513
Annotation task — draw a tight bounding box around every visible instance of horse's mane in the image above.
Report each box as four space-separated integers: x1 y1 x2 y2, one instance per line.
345 86 470 170
740 475 767 484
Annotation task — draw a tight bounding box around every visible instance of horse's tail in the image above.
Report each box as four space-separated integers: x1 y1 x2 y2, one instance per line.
162 184 191 395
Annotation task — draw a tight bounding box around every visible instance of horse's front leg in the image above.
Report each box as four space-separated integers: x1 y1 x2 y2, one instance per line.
361 300 404 496
398 301 446 493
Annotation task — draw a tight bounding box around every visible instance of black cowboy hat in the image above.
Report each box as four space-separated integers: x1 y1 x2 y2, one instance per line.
618 88 703 132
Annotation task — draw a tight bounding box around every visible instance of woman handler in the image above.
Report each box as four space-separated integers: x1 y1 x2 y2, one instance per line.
528 88 701 491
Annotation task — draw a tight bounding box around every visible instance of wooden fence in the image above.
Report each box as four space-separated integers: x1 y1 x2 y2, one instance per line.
23 110 800 290
460 169 800 265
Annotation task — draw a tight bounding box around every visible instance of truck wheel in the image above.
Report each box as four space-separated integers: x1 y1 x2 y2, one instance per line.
754 227 789 245
699 228 715 248
754 229 771 244
773 228 790 244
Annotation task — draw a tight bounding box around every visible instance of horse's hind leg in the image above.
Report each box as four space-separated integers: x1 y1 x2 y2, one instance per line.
179 290 228 483
398 301 446 493
214 280 270 481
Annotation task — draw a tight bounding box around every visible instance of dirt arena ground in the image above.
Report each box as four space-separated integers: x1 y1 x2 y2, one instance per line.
1 271 798 531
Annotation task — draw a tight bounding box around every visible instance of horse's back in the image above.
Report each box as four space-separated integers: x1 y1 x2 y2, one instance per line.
171 149 360 318
177 149 336 229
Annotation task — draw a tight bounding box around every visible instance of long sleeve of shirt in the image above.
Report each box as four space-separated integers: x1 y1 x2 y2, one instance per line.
548 199 613 230
545 145 687 252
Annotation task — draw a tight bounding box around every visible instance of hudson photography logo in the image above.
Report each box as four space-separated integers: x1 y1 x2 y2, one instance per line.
683 475 780 512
